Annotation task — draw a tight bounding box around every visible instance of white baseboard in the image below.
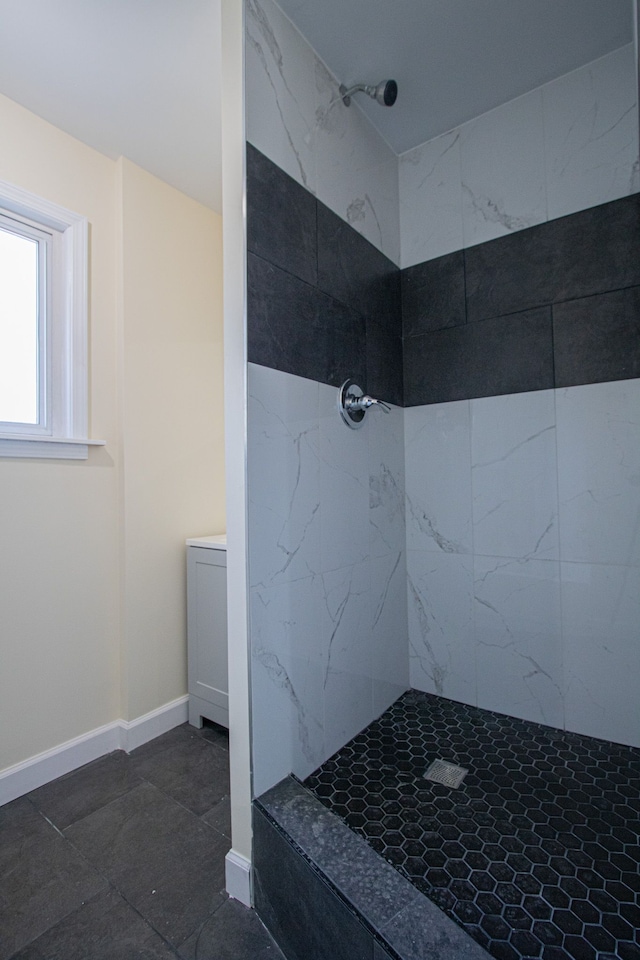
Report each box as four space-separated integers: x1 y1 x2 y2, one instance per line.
120 695 189 752
0 694 189 807
225 849 252 906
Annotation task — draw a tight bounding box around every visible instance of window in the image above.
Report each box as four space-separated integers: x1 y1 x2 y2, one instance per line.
0 179 103 459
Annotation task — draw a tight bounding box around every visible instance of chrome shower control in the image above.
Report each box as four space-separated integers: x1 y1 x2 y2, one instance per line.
338 379 390 429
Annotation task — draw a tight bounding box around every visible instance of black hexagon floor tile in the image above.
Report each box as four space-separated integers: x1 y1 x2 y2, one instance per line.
304 691 640 960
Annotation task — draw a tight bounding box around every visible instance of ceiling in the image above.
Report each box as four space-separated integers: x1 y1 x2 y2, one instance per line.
278 0 635 154
0 0 222 211
0 1 633 212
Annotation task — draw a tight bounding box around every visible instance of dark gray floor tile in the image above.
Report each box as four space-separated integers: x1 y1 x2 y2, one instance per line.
11 888 179 960
192 720 229 751
0 800 107 960
373 943 396 960
29 751 141 829
404 306 553 405
465 193 640 323
247 143 317 287
553 285 640 388
130 726 230 816
65 782 228 948
202 794 231 839
254 806 373 960
178 898 285 960
402 251 466 336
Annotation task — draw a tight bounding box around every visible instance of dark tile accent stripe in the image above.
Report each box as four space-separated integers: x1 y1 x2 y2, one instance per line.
317 203 401 336
366 323 404 407
247 253 366 388
247 143 401 402
403 307 554 406
247 144 640 407
247 142 317 287
464 194 640 324
253 804 374 960
554 286 640 389
402 251 466 337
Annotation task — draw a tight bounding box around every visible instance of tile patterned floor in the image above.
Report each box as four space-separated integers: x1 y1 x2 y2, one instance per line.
305 690 640 960
0 721 284 960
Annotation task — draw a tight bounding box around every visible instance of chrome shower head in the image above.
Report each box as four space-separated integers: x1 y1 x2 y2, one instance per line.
340 79 398 107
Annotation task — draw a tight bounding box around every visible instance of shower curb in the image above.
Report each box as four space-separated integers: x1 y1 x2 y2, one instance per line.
254 776 491 960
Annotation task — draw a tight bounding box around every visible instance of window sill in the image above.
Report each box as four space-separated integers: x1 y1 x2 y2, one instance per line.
0 434 106 460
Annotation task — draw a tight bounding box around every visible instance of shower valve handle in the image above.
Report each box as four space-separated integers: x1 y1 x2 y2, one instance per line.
338 380 390 429
346 394 390 414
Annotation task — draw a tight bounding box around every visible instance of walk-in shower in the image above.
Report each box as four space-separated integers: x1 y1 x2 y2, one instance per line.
245 1 640 958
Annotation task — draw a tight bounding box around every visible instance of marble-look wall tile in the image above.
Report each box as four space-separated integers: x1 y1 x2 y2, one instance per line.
407 550 475 706
404 401 472 555
317 381 371 573
556 378 640 567
398 45 638 269
245 0 318 195
246 0 400 265
399 130 464 269
460 89 547 249
371 552 410 716
545 44 640 222
250 576 326 796
248 363 320 589
314 60 400 265
561 561 640 747
474 556 563 728
471 390 559 561
369 403 405 559
320 561 375 758
249 365 408 792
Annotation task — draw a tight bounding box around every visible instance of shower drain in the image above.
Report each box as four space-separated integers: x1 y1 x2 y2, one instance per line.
424 758 468 789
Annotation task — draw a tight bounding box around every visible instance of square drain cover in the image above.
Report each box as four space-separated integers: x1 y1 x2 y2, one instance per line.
424 759 468 789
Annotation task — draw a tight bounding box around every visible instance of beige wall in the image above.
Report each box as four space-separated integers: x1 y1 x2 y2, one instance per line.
118 158 225 721
0 95 224 772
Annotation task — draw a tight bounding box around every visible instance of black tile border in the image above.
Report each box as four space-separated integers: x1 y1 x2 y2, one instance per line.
247 143 640 408
255 777 491 960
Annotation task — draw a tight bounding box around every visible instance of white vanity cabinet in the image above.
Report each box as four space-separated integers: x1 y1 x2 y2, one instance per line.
186 535 228 729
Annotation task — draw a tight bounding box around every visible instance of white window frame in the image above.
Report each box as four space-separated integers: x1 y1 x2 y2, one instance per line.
0 180 104 459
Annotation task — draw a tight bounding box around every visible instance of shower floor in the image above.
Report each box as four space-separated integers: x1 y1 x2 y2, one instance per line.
303 690 640 960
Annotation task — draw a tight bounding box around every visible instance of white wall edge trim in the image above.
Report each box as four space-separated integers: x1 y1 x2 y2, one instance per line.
225 849 252 906
0 695 189 806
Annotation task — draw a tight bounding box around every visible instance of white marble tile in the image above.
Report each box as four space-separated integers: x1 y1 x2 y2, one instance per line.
544 44 640 222
404 400 472 556
313 58 400 263
474 556 563 728
460 88 547 248
369 403 406 559
399 130 464 269
248 364 321 588
318 560 375 756
556 378 640 567
561 561 640 748
407 550 475 706
471 390 559 561
371 552 409 715
317 381 371 573
250 576 326 792
245 0 318 194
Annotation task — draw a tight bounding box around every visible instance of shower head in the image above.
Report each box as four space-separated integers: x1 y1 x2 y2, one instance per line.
340 79 398 108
